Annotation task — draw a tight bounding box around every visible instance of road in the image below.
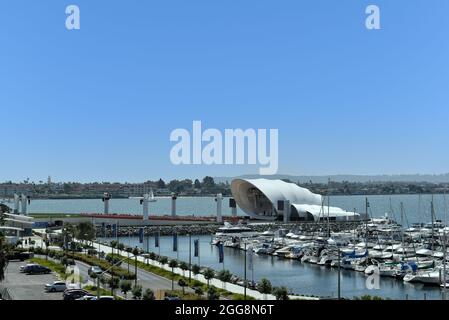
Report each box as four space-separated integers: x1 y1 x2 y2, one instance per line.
3 261 62 300
75 258 185 294
120 260 188 293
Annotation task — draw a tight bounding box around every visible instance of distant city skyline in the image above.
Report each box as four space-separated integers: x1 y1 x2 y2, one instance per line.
1 1 448 182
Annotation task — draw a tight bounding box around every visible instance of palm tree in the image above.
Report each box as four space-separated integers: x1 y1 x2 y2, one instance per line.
149 252 156 261
0 212 9 282
77 222 95 243
168 260 178 290
257 278 272 300
207 286 219 300
132 247 139 287
0 236 8 282
192 264 200 280
272 286 289 300
143 288 155 300
109 277 119 295
178 278 187 295
179 261 189 277
120 280 132 299
159 256 168 266
203 268 215 288
132 285 143 300
195 286 204 299
217 269 232 290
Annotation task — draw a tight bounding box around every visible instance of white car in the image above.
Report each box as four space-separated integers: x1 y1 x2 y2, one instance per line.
76 295 96 300
90 296 114 300
45 281 67 293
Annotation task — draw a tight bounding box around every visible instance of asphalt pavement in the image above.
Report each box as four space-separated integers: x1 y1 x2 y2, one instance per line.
3 261 62 300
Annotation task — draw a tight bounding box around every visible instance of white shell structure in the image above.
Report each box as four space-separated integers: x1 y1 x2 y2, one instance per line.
231 178 359 221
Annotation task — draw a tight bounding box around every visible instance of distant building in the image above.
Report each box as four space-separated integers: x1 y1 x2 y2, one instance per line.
231 178 360 222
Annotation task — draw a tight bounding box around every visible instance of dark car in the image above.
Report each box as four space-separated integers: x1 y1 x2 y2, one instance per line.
7 251 34 261
63 289 90 301
25 265 52 275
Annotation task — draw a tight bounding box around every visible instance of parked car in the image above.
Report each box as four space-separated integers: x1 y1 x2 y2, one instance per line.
76 295 96 300
90 296 114 300
7 251 34 261
24 265 52 275
20 263 38 273
45 281 67 292
63 289 90 301
88 266 103 277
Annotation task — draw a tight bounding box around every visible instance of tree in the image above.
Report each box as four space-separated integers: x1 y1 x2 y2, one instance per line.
179 261 189 277
178 278 187 295
132 285 143 300
257 278 272 300
109 277 119 294
217 269 232 290
143 288 155 300
207 286 219 300
132 247 139 287
203 268 215 288
192 264 200 279
168 260 178 290
0 204 11 214
120 280 132 299
77 222 95 242
157 178 166 189
194 179 201 189
159 256 168 266
0 236 8 283
117 243 125 251
272 286 289 300
149 252 156 261
195 286 204 298
202 176 215 190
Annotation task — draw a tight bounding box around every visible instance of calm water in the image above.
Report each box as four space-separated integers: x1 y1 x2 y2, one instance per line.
100 235 446 300
28 194 449 224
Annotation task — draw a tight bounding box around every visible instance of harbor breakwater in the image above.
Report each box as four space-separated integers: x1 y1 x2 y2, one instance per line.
96 221 364 237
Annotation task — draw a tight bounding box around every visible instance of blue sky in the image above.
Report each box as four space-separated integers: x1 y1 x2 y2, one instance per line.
1 1 448 182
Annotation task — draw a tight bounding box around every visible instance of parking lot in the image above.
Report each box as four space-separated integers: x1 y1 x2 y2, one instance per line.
3 261 62 300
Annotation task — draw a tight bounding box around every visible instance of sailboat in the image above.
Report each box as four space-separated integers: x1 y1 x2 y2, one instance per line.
148 189 157 202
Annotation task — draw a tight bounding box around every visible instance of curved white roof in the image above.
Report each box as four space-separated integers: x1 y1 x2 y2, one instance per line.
291 204 359 221
231 178 322 219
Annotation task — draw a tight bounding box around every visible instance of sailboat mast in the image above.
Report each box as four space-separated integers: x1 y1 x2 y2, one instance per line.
400 202 404 248
444 192 448 299
327 178 331 238
431 196 435 254
365 197 369 250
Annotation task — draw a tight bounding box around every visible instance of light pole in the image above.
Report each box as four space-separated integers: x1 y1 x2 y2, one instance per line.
244 242 247 300
189 234 192 282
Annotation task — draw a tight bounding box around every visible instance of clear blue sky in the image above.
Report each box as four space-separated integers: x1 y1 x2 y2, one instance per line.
1 1 448 182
